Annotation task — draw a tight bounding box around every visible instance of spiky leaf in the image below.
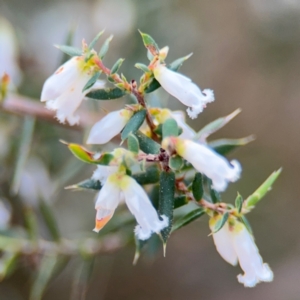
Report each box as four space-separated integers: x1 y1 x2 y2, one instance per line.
212 212 229 234
172 208 205 233
55 45 82 57
133 131 160 154
82 71 101 92
121 110 146 141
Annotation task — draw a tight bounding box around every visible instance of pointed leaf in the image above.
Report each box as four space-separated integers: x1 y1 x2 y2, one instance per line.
133 131 160 154
212 212 229 234
162 118 179 139
110 58 124 74
60 27 76 64
208 135 255 155
235 193 243 213
121 110 146 141
88 30 105 50
82 71 101 92
168 53 193 71
127 133 139 153
65 142 113 165
55 45 82 57
135 63 150 73
66 178 102 191
139 31 159 53
192 173 204 201
132 165 160 185
0 252 19 280
133 236 147 265
159 171 175 244
245 169 282 208
86 87 126 100
208 180 221 203
172 208 205 233
99 35 113 59
239 215 253 235
195 109 242 141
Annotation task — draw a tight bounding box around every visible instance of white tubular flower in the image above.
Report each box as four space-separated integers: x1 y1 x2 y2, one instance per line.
41 56 104 125
87 109 133 144
210 217 273 287
153 64 214 119
163 137 241 192
94 172 168 240
0 17 22 87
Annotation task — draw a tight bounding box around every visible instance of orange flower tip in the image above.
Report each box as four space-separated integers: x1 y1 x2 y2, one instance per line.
93 214 112 232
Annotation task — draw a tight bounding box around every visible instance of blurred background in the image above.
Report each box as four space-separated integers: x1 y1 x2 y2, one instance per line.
0 0 299 299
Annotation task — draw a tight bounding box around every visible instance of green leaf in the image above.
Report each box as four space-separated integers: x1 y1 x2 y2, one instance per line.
239 215 253 235
235 193 243 213
39 199 61 242
195 109 242 141
121 110 146 141
65 142 113 165
66 178 102 191
11 116 35 195
172 208 205 233
162 118 179 139
111 58 124 74
139 30 159 52
212 212 229 234
208 180 221 203
169 155 183 171
133 131 160 154
0 252 19 280
24 207 38 241
55 45 82 57
245 169 282 208
133 236 147 265
174 195 189 209
132 165 160 185
88 30 105 50
60 27 76 64
98 35 113 59
192 173 204 201
168 53 193 71
30 255 58 300
135 63 150 73
86 87 126 100
127 133 139 153
159 171 175 246
82 71 101 92
208 135 255 155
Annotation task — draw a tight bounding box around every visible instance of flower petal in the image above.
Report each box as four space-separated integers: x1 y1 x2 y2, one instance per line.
87 109 132 144
230 221 274 287
92 165 119 184
153 64 214 119
209 218 238 266
121 175 168 240
174 138 241 192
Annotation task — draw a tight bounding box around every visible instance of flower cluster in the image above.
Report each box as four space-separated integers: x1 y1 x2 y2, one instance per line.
41 31 280 287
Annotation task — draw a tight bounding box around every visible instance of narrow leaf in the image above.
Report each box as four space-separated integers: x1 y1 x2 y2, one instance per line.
235 193 243 213
65 178 102 191
132 165 160 185
82 71 101 92
65 142 113 165
88 30 105 50
195 109 242 142
212 212 229 234
192 173 204 201
208 181 221 203
208 135 255 155
0 252 19 280
99 35 113 58
135 63 150 73
121 110 146 141
159 171 175 245
162 118 179 139
168 53 193 71
127 133 139 153
86 87 126 100
133 236 147 265
133 131 160 154
239 215 253 235
139 30 159 52
245 169 282 208
60 27 75 64
55 45 82 57
111 58 124 74
172 208 205 233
